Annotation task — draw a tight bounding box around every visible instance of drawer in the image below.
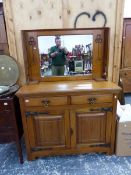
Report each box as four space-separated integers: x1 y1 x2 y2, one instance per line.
0 99 13 111
71 94 112 105
0 111 15 127
24 96 68 107
0 127 14 133
122 78 131 93
0 134 15 143
120 69 131 78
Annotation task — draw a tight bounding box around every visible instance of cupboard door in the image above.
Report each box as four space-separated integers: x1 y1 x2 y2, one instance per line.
26 110 70 151
122 19 131 68
70 109 112 148
0 8 9 54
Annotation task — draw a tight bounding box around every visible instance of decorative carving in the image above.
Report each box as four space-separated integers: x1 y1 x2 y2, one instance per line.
95 34 102 43
28 37 36 46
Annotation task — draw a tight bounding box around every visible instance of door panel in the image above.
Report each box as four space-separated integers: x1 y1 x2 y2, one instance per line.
34 115 65 146
27 110 70 150
122 20 131 68
76 112 106 144
70 109 112 148
121 19 131 93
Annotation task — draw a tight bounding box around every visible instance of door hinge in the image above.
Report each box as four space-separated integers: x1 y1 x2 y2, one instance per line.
102 107 112 112
31 147 53 152
90 107 112 112
25 111 49 117
89 143 111 147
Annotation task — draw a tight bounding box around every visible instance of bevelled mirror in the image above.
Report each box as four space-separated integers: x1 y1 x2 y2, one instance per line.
22 28 109 82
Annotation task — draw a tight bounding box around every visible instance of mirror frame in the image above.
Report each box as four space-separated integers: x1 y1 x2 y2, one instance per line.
22 28 109 82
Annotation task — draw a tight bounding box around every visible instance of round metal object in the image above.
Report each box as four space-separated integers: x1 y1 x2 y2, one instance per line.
0 84 19 97
0 55 19 86
0 86 9 95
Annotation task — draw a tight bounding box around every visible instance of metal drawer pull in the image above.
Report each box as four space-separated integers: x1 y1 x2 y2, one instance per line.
41 99 50 107
88 98 96 105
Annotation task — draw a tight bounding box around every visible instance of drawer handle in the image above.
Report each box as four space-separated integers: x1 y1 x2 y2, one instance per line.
88 98 96 105
41 99 50 107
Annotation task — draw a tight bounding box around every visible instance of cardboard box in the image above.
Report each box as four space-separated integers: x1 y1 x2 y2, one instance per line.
116 102 131 156
116 121 131 156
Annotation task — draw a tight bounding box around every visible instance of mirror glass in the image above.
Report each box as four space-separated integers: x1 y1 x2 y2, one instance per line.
38 35 93 77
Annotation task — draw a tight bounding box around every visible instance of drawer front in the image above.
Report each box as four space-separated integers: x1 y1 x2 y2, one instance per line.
71 94 112 105
24 96 68 107
0 111 15 128
122 78 131 93
0 99 13 111
0 127 14 133
0 134 15 143
120 70 131 78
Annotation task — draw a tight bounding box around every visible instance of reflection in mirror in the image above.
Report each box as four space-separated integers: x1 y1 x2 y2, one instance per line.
38 35 93 77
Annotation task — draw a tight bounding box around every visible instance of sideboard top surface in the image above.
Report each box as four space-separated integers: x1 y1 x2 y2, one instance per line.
16 80 121 97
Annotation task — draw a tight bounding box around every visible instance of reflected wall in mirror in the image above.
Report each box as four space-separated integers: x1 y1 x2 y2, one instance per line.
38 35 93 77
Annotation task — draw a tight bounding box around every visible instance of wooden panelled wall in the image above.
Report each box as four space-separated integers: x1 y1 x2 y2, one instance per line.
3 0 124 85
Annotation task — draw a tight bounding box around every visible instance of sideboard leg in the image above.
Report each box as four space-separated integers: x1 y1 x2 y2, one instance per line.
16 140 23 164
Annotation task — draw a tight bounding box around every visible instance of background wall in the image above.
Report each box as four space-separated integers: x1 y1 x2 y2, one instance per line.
3 0 124 84
124 0 131 17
